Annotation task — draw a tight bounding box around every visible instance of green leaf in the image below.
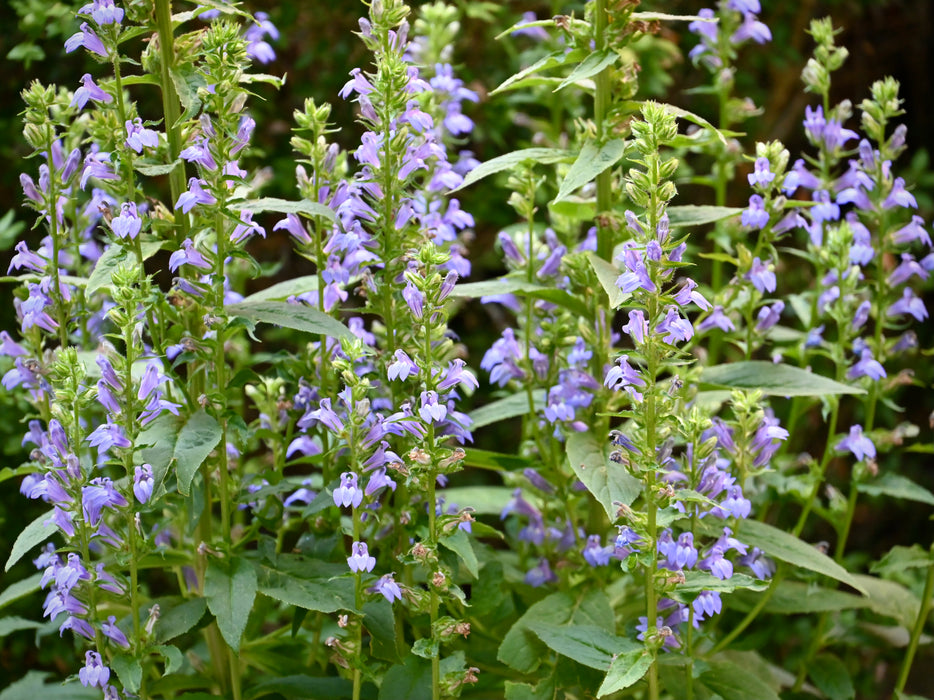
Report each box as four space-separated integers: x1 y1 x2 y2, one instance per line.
735 581 867 615
632 11 719 22
0 465 38 486
439 486 516 516
5 511 56 572
666 205 743 227
852 574 920 629
246 676 353 700
505 679 556 700
700 658 781 700
233 197 335 223
240 275 319 303
173 410 222 496
204 557 257 652
440 529 478 579
363 599 399 662
585 252 626 308
0 672 99 700
137 414 178 491
528 623 638 670
810 653 855 700
554 49 617 91
226 301 354 341
450 277 589 317
468 390 545 429
86 240 163 295
700 361 865 396
379 654 432 700
739 520 867 594
554 139 626 203
153 644 185 675
155 597 208 643
0 617 43 636
858 473 934 505
255 565 356 614
598 650 653 697
134 162 180 177
491 49 582 95
463 448 535 472
498 593 576 673
871 545 933 576
676 570 769 595
0 573 41 612
453 148 569 192
112 654 143 694
566 432 641 521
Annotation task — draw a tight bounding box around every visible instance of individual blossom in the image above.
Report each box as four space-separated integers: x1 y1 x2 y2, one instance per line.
738 546 774 579
387 349 419 381
582 535 614 567
71 73 111 110
371 573 403 603
847 348 886 381
418 390 447 424
65 22 108 57
125 118 159 153
175 178 217 213
83 0 125 25
245 12 278 63
755 301 784 332
230 210 266 244
82 477 128 526
110 202 142 239
747 157 775 187
698 306 736 333
347 541 376 573
886 287 928 321
169 238 212 272
102 615 130 649
133 464 154 504
746 257 776 294
731 12 772 44
835 425 876 461
333 472 363 509
741 194 769 229
79 651 111 688
525 558 557 587
656 307 694 345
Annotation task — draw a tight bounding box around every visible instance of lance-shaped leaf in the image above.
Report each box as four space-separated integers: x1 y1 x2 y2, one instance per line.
667 205 744 227
226 301 355 341
491 49 584 95
468 390 546 429
700 361 865 397
233 197 335 223
6 511 56 572
87 240 163 295
453 148 569 192
204 557 257 653
528 622 638 670
554 49 617 92
566 432 641 521
585 252 626 308
174 410 222 496
554 139 626 203
598 650 654 697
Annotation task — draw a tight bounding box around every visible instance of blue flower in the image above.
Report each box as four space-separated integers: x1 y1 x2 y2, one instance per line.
371 573 403 603
333 472 363 509
835 425 876 461
741 194 769 229
79 651 111 688
347 541 376 573
71 73 111 110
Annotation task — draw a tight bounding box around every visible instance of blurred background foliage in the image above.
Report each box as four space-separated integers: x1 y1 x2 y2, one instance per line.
0 0 932 689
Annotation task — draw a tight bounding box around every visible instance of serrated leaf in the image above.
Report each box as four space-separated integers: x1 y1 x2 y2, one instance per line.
453 148 569 192
739 520 867 594
0 573 41 612
858 473 934 505
440 529 478 579
666 205 743 227
240 275 319 303
137 413 178 491
700 658 781 700
173 410 222 496
363 599 399 662
255 565 355 613
204 557 257 652
86 240 163 295
555 139 625 203
700 361 864 396
871 545 933 576
586 252 626 308
555 49 617 91
528 623 638 670
675 570 769 595
5 511 55 572
598 650 653 696
499 592 576 672
0 672 99 700
111 655 143 694
566 432 641 521
226 301 354 341
810 653 855 700
155 597 208 643
468 390 546 429
505 679 557 700
153 644 185 675
233 197 335 223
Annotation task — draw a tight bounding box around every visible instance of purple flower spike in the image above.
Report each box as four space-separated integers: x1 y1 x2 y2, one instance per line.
371 573 403 603
347 541 376 573
71 73 111 110
836 424 876 461
333 472 363 509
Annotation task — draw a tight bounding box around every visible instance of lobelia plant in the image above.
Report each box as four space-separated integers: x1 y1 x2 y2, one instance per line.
1 1 932 700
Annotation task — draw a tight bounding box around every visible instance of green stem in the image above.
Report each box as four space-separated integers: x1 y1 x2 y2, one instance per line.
895 544 934 694
594 0 613 261
154 0 189 243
